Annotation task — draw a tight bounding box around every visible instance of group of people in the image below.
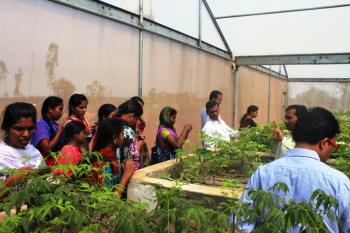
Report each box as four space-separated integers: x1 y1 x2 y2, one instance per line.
0 90 349 232
199 90 350 232
0 94 192 197
200 90 258 150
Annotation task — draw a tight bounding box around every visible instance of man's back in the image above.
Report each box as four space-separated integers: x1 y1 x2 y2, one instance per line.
241 148 350 233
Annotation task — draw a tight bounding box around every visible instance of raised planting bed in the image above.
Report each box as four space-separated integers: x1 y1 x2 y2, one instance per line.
127 159 243 210
127 142 275 211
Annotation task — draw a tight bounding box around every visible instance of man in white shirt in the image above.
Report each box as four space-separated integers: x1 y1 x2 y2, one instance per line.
202 100 237 150
273 104 307 159
200 90 223 129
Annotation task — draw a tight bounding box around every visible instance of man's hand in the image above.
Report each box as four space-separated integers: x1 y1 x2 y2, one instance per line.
273 121 284 141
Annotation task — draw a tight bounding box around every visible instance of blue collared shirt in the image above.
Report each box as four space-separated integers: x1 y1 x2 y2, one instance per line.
240 148 350 233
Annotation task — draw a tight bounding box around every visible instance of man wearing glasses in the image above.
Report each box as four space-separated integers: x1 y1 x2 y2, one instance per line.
239 107 350 233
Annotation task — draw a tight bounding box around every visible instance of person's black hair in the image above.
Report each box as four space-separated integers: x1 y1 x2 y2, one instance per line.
117 100 143 117
206 100 218 112
68 94 88 116
1 102 37 131
97 104 117 122
159 106 177 129
93 118 124 151
286 104 308 119
292 107 340 145
130 96 144 106
62 121 86 146
240 105 258 126
209 90 222 100
41 96 63 137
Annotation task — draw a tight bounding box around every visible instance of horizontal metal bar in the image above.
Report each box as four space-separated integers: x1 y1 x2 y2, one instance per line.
216 4 350 19
236 53 350 65
247 65 288 81
288 78 350 82
49 0 231 60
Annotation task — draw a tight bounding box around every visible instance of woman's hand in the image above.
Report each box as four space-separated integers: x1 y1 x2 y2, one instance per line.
86 125 96 135
183 124 193 132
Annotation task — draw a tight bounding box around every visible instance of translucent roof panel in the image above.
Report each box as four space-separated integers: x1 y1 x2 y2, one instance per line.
100 0 227 51
143 0 199 38
201 3 227 50
100 0 139 15
286 65 350 78
208 0 350 56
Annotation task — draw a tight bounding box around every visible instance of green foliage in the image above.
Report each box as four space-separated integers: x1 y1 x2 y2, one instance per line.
0 161 340 233
238 184 339 233
328 112 350 178
239 123 277 154
176 134 266 187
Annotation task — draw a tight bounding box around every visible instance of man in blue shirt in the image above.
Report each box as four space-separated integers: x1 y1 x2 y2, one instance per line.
240 107 350 233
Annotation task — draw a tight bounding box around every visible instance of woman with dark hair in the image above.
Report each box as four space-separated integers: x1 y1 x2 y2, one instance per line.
130 96 144 107
54 121 86 176
240 105 258 129
66 94 95 140
89 103 118 151
151 106 192 164
117 100 143 169
97 104 118 122
92 118 135 196
0 102 44 169
31 96 64 166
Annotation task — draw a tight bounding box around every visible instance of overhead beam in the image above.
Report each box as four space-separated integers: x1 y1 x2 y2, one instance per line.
49 0 231 60
247 65 287 81
236 53 350 65
288 78 350 82
216 4 350 19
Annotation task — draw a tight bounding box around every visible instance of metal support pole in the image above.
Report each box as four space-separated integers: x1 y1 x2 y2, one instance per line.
283 64 289 110
233 66 240 128
198 0 202 47
283 65 288 80
138 0 144 97
267 66 272 122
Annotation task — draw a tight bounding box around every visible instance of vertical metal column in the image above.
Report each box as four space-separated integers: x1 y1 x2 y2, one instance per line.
283 65 289 108
267 66 272 122
138 0 144 97
233 65 240 128
198 0 202 47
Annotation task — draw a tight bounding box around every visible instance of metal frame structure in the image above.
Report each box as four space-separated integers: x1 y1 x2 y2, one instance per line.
235 53 350 66
215 3 350 19
201 0 232 55
49 0 235 96
288 78 350 82
49 0 231 60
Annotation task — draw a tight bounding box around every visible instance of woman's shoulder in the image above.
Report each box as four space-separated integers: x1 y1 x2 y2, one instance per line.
159 127 176 138
35 119 50 128
0 140 8 153
25 143 42 155
61 145 77 152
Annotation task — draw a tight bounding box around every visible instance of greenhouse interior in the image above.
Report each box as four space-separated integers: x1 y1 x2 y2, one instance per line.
0 0 350 232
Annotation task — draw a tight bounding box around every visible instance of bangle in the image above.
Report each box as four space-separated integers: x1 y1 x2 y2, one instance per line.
115 184 125 193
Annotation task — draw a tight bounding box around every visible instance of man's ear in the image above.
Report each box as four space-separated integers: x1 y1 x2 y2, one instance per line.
319 138 328 150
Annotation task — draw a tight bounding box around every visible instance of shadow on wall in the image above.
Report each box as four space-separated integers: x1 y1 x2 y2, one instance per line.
289 84 350 110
